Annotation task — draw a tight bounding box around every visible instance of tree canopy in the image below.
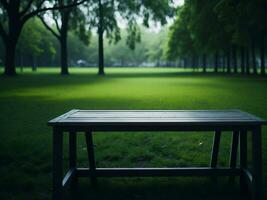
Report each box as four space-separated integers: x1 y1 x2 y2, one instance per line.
168 0 267 75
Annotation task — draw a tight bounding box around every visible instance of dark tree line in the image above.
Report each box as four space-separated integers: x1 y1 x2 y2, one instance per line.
168 0 267 75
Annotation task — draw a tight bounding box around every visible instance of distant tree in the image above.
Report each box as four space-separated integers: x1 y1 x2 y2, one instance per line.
0 0 86 76
16 18 57 70
38 0 90 75
167 5 197 69
215 0 267 75
18 19 43 71
188 0 232 73
87 0 174 75
147 27 169 66
168 0 267 75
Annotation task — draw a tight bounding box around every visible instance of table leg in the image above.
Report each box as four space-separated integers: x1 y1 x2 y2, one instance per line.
239 130 248 197
52 127 63 200
251 126 262 200
210 130 221 183
69 131 77 188
85 131 97 186
229 131 239 184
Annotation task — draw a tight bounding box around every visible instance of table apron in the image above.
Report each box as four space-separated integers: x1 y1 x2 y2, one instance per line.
54 125 259 132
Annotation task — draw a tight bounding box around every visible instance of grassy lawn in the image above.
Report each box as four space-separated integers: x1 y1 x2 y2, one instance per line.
0 67 267 200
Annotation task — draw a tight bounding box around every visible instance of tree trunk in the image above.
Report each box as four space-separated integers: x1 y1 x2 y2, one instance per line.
192 55 196 71
17 47 24 72
245 47 250 74
184 58 187 68
222 54 226 72
98 0 104 75
3 10 24 76
98 29 104 75
214 51 218 72
232 45 237 73
60 36 69 75
260 31 265 76
227 48 231 73
32 55 37 72
4 40 17 76
251 38 257 74
203 54 206 72
240 47 245 74
60 11 70 75
196 55 199 71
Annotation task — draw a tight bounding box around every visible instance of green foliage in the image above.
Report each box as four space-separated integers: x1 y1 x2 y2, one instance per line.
214 0 267 46
37 0 91 45
126 21 141 50
4 20 169 67
146 28 169 62
70 7 92 45
167 7 196 60
86 0 174 49
17 18 57 66
19 19 45 56
104 27 170 66
167 0 230 60
167 0 267 66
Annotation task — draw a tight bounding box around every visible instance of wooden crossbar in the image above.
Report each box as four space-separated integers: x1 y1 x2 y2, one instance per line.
75 167 241 177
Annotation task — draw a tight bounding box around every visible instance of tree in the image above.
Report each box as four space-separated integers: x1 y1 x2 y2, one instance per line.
146 27 169 66
38 0 90 75
0 0 86 76
168 0 231 73
18 19 43 71
168 0 267 75
215 0 267 75
189 0 231 73
167 5 197 68
86 0 174 75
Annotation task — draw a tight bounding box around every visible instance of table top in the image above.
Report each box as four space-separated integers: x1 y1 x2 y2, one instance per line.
48 109 266 127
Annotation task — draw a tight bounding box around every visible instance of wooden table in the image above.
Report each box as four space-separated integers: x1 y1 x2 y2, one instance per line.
48 110 266 200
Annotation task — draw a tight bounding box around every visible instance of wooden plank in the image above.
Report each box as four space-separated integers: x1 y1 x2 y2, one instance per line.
240 130 248 194
62 168 76 188
52 127 63 200
69 132 77 188
76 167 241 177
229 131 239 184
68 111 258 117
48 110 267 126
210 131 221 183
211 131 221 167
251 126 262 200
49 122 264 130
65 116 254 121
70 112 249 117
61 119 261 123
85 132 97 186
57 124 257 132
243 169 252 184
49 109 78 124
243 169 253 197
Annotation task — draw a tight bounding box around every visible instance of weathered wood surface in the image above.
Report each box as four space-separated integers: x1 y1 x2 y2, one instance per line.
48 110 266 126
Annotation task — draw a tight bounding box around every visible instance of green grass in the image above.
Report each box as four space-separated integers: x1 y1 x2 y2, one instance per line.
0 67 267 200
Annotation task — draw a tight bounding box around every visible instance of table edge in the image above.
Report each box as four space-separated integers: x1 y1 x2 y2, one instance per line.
47 109 267 127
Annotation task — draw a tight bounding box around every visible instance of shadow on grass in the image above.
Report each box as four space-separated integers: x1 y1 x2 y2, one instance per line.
65 178 243 200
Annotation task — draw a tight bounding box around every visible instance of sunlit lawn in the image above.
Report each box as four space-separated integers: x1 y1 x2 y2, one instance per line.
0 67 267 200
